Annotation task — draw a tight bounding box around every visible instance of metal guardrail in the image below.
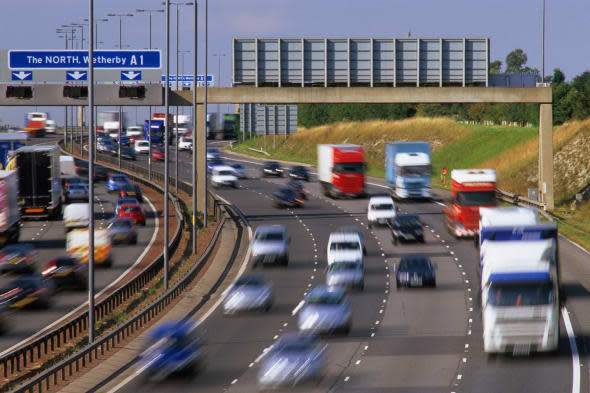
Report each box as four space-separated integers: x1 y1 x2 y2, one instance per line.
0 143 185 387
9 204 241 393
495 188 554 222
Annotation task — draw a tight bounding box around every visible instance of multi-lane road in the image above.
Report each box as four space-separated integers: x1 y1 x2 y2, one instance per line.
0 135 158 354
84 146 589 393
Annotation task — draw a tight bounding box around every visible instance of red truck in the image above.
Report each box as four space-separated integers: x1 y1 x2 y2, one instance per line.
317 144 365 198
444 169 496 237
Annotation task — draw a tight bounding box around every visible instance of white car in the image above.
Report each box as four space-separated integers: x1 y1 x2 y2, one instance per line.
327 232 364 266
178 136 192 151
134 140 150 154
126 126 144 139
211 165 238 188
367 196 397 228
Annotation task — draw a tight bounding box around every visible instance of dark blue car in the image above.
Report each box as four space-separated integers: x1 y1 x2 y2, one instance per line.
207 158 225 174
138 321 205 381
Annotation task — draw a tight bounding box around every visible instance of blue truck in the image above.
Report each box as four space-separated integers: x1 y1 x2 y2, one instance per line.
0 133 28 170
385 142 431 199
144 120 165 145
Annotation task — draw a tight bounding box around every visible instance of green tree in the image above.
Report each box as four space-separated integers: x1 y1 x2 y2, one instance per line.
505 49 528 73
552 83 574 124
489 60 502 74
552 68 566 85
572 71 590 92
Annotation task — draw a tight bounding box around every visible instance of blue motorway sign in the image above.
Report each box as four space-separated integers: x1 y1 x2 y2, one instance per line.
66 70 87 80
8 50 161 70
11 71 33 80
161 74 214 82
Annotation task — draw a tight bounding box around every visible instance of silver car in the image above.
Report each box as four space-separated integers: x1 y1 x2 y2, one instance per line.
223 274 273 314
326 261 364 290
251 225 289 267
65 184 89 203
257 333 325 389
296 285 352 335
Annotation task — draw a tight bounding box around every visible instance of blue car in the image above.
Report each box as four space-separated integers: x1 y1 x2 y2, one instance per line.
138 321 205 381
107 174 131 193
207 158 225 174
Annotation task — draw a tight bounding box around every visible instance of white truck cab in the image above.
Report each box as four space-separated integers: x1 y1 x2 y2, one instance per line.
480 240 559 354
63 203 90 232
327 232 364 265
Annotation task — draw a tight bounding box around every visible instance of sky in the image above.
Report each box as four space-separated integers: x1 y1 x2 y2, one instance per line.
1 0 588 127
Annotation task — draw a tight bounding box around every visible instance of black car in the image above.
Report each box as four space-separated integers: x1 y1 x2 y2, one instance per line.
41 256 87 291
94 165 109 181
120 183 143 202
289 165 310 181
74 159 89 176
0 244 36 274
0 275 54 309
273 187 304 208
287 179 307 200
119 146 137 160
390 214 424 244
262 161 284 177
396 255 436 288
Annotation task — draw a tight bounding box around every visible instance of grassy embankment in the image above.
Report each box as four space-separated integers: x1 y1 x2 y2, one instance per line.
230 117 590 251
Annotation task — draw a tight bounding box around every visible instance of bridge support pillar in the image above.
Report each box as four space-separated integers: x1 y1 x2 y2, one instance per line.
539 103 554 210
196 104 207 216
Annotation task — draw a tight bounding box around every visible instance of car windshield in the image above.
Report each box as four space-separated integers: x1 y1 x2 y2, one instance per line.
255 231 284 241
138 142 148 146
329 262 361 271
396 215 419 226
372 203 394 211
112 176 128 182
2 245 31 255
400 165 430 176
235 276 265 287
456 191 496 206
278 341 313 353
124 206 141 213
306 291 345 305
488 282 553 307
265 162 280 169
333 162 364 174
110 221 131 229
69 185 86 190
218 170 234 176
231 164 243 169
119 198 138 205
209 159 224 165
330 241 360 251
400 258 430 271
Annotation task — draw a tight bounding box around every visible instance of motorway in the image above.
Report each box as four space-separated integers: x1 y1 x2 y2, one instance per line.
90 146 589 393
0 135 158 354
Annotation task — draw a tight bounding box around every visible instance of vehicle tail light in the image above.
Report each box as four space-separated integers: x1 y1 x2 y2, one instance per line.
295 198 304 204
0 287 21 299
42 261 57 276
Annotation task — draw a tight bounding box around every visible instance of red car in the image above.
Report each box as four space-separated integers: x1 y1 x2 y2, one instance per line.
152 147 165 161
117 203 146 226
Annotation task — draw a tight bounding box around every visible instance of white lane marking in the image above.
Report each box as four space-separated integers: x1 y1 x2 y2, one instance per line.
0 194 159 358
107 200 254 393
562 307 580 393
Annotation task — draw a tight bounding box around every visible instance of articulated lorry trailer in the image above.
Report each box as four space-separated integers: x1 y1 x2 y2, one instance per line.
15 146 62 219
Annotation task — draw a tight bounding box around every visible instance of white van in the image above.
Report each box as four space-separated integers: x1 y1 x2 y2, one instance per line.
134 140 150 154
63 203 90 232
45 120 57 133
60 155 77 178
327 232 364 265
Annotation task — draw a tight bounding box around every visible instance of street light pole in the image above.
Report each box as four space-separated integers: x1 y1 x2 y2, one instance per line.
203 0 208 227
213 53 226 123
541 0 545 82
88 0 96 344
164 0 170 290
137 8 165 181
175 4 179 191
107 13 133 169
192 2 197 254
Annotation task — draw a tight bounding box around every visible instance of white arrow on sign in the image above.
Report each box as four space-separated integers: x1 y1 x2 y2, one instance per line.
13 71 31 80
122 71 141 80
67 71 86 80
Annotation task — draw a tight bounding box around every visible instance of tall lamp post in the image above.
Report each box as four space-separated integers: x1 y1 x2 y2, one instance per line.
136 8 165 181
163 1 194 191
87 0 96 343
164 0 171 290
57 27 75 146
107 13 134 168
192 1 198 254
72 22 89 151
60 25 77 149
83 18 108 49
212 53 226 122
203 0 208 228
